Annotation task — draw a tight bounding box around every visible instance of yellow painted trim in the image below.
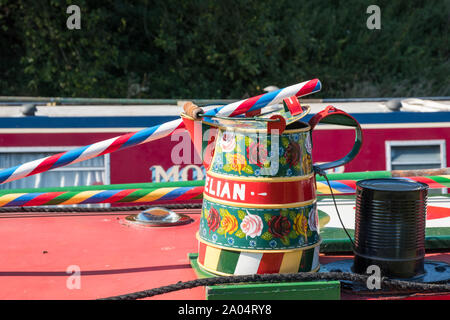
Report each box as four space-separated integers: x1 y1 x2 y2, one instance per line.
0 193 26 206
203 193 316 209
58 190 103 205
132 187 175 203
197 233 322 253
315 182 342 195
197 259 320 276
283 122 311 133
279 250 303 273
180 113 195 121
206 170 315 182
203 245 222 270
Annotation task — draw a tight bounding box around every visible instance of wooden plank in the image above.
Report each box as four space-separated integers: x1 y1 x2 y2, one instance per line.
206 281 340 300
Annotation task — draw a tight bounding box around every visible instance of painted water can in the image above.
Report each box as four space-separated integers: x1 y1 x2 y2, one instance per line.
182 102 362 276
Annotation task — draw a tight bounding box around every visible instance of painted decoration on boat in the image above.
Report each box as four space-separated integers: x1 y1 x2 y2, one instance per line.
200 199 320 250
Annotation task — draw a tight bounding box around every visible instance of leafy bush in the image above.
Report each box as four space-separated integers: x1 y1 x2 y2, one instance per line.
0 0 448 98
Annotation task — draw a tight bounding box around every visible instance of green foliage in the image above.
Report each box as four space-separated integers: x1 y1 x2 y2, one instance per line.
0 0 448 98
261 231 273 241
234 229 245 238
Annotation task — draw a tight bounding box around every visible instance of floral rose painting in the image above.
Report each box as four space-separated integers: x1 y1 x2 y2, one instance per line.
302 154 311 173
285 141 301 167
226 153 247 174
206 207 221 233
240 213 263 238
220 131 236 153
305 133 312 154
247 142 268 168
293 213 308 241
268 215 291 238
221 212 238 237
308 207 318 232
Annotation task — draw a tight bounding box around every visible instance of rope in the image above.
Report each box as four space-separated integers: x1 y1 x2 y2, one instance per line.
99 272 450 300
314 165 355 248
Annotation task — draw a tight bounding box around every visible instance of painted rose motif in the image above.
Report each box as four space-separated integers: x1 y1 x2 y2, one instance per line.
268 215 291 238
293 213 308 241
206 207 221 233
240 213 263 238
221 212 238 237
226 153 247 174
302 154 312 173
247 142 268 168
285 141 301 167
305 133 312 154
308 207 318 232
220 131 236 153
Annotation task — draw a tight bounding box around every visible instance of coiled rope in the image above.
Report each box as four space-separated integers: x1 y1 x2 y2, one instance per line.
99 272 450 300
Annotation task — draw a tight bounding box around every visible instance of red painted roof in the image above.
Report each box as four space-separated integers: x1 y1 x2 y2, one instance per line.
0 209 204 300
0 209 448 300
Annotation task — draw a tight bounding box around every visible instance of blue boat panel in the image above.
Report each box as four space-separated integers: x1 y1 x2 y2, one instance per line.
0 112 448 128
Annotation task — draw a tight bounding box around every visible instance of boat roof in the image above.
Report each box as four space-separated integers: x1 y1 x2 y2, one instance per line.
0 98 449 117
0 198 449 300
0 99 449 130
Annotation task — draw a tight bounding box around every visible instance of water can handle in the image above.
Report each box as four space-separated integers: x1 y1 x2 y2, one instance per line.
308 105 363 171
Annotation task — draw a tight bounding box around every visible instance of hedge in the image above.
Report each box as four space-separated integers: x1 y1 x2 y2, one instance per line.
0 0 448 99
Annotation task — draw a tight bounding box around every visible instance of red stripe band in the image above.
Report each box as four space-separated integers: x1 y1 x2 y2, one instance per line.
204 174 316 205
257 252 284 273
29 154 62 176
409 177 448 189
175 186 205 201
198 241 207 265
98 189 139 204
24 191 66 206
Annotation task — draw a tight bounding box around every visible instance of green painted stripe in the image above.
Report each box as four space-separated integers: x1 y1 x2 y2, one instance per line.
298 247 315 272
316 171 391 181
433 176 450 183
116 189 155 202
216 249 240 275
44 191 81 205
207 281 341 300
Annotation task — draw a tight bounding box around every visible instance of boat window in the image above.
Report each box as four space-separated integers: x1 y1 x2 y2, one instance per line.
386 140 447 195
386 140 446 171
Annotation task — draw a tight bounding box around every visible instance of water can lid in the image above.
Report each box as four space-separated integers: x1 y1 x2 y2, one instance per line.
356 178 428 192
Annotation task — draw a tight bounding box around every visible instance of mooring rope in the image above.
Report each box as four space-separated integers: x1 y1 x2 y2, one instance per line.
98 272 450 300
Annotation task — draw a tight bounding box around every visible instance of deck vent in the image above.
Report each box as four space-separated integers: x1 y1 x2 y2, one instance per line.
125 207 193 227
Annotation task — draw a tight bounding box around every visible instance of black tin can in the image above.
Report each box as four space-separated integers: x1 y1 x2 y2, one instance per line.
353 178 428 278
